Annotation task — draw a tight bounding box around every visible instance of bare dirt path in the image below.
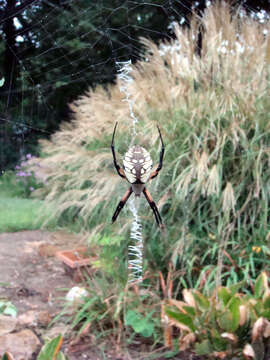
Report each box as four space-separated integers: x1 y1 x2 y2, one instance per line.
0 230 102 359
0 230 81 315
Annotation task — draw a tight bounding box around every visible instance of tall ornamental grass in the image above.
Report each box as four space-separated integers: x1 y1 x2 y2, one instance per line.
35 3 270 287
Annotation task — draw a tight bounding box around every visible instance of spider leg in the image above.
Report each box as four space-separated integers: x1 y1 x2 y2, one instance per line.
112 187 133 223
143 187 163 227
111 122 126 179
149 125 165 180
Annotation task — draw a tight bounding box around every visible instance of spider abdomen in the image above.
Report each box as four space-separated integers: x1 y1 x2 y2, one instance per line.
123 145 153 187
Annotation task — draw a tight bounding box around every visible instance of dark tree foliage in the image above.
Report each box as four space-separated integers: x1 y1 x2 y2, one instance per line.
0 0 269 170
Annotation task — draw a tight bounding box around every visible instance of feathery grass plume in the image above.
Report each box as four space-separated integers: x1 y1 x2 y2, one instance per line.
35 2 270 288
204 164 220 197
222 182 236 215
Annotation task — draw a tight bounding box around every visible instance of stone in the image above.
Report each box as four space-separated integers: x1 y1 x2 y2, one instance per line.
38 244 59 257
0 329 40 359
17 310 37 327
37 311 51 327
18 310 51 328
42 323 69 340
0 315 17 336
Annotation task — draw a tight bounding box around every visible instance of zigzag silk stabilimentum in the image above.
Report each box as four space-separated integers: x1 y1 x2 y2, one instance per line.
116 60 143 283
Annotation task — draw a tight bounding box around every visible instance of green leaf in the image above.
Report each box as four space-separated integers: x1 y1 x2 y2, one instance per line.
0 301 17 318
37 335 63 360
263 295 270 309
193 291 210 311
218 311 234 332
165 308 196 332
211 332 227 352
124 310 154 337
228 297 240 331
261 309 270 320
99 235 123 246
218 297 240 332
0 78 4 87
218 287 232 306
182 305 196 317
228 281 245 295
254 273 268 299
134 319 154 337
125 309 139 326
195 340 212 355
254 301 264 316
3 303 17 318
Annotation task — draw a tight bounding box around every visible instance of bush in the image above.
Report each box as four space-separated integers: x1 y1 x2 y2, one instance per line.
164 272 270 359
0 154 43 198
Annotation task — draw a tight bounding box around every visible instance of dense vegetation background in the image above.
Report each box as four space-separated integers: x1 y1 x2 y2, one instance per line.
0 2 270 357
27 3 270 356
34 0 270 286
1 0 270 170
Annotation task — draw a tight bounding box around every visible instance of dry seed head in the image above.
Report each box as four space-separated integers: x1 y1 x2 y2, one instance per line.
205 164 220 196
196 151 209 183
176 167 195 197
222 182 236 214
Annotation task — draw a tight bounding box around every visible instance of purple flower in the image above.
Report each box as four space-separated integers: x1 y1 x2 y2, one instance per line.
17 171 26 177
26 154 32 160
29 187 34 192
15 165 21 170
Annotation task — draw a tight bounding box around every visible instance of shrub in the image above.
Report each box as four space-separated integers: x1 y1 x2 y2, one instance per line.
164 272 270 359
0 154 43 198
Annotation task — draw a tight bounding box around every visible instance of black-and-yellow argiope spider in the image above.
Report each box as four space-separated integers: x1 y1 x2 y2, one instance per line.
111 122 165 228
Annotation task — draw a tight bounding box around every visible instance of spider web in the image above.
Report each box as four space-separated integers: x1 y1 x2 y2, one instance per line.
0 0 268 282
0 0 194 282
0 0 268 173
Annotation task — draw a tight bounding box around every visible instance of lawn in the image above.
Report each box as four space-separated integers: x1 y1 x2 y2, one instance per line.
0 194 47 232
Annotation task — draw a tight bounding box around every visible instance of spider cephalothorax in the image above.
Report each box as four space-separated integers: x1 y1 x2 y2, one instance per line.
111 122 165 228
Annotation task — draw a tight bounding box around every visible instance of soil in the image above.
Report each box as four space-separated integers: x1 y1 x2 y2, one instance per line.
0 230 204 360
